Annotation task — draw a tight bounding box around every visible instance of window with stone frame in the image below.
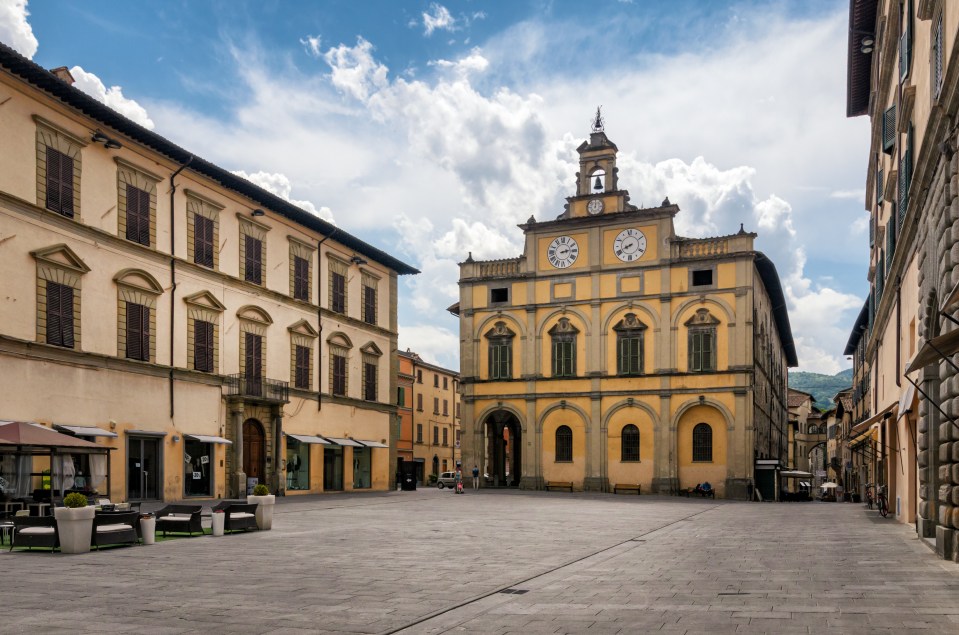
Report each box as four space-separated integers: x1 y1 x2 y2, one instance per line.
33 246 88 350
433 397 439 414
361 272 378 325
330 345 348 397
416 424 423 443
294 345 311 389
692 423 713 462
614 313 647 376
237 305 272 397
115 269 163 364
288 319 318 391
549 318 578 377
360 342 382 402
555 425 573 462
329 257 348 314
621 424 640 462
35 116 85 220
186 192 222 270
116 160 160 248
184 290 224 374
289 238 315 302
45 281 75 348
485 321 515 380
239 215 269 286
442 427 448 446
433 426 439 444
685 308 719 372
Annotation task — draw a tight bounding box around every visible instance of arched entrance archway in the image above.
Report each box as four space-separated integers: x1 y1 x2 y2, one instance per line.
243 419 266 485
484 410 521 487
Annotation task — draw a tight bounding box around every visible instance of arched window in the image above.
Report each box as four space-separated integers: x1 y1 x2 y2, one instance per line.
621 424 640 461
555 425 573 462
485 321 515 380
692 423 712 462
549 318 578 377
614 313 646 376
808 424 818 435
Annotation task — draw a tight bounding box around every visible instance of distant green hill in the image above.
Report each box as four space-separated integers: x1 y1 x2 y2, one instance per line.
788 368 853 410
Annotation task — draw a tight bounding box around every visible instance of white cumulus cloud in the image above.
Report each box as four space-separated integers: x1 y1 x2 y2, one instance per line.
323 37 388 102
70 66 155 129
423 3 455 36
300 34 322 58
0 0 38 59
232 170 334 222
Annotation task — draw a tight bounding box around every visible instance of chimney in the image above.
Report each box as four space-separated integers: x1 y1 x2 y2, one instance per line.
49 66 75 86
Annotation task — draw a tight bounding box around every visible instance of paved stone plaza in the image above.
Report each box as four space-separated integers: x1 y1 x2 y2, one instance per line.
2 490 958 634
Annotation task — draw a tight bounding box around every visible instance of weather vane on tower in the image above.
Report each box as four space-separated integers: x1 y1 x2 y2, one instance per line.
591 106 604 133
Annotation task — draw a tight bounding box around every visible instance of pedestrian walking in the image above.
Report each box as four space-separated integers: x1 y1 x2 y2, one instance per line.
472 465 480 490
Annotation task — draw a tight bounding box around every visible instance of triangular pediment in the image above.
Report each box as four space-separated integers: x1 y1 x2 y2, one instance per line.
183 290 226 312
30 244 90 274
360 341 383 357
287 319 318 338
114 268 164 295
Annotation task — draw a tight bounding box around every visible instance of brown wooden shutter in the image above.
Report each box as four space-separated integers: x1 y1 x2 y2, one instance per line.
245 237 262 284
195 215 214 267
126 303 143 360
45 146 61 213
195 320 213 372
46 282 74 347
295 345 310 389
332 272 345 312
294 257 309 300
46 147 74 217
363 285 376 324
126 184 150 246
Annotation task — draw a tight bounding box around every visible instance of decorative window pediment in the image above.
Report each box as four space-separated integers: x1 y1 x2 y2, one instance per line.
548 317 579 336
613 312 647 333
183 290 226 312
360 341 383 357
684 308 720 328
236 304 273 326
485 321 516 340
288 319 319 338
114 268 163 295
31 244 91 276
326 331 353 349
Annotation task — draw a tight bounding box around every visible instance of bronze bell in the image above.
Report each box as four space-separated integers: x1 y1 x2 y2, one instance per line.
593 175 603 191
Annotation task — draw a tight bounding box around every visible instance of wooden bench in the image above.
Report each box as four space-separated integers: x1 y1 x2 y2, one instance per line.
613 483 641 495
544 481 573 492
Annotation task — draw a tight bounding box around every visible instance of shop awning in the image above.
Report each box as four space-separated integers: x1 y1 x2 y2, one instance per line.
184 434 233 445
357 439 389 448
0 421 107 449
897 382 917 417
780 470 813 478
286 434 331 445
905 329 959 373
324 437 364 447
849 402 897 437
849 427 878 448
54 425 118 438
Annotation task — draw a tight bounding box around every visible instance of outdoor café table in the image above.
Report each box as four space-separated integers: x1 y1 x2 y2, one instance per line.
27 502 50 516
1 501 24 514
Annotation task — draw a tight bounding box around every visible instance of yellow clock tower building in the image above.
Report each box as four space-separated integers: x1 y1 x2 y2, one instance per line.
454 114 798 499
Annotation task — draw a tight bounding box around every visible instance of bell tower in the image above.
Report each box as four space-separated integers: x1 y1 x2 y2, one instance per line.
565 107 635 218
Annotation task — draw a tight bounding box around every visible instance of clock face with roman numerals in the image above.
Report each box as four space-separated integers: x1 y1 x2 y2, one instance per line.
613 228 647 262
547 235 579 269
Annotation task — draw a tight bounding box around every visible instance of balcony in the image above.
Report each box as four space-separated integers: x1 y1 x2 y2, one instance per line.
225 374 290 404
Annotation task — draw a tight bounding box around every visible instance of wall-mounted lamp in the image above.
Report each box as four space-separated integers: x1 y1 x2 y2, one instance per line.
91 129 123 150
350 255 368 266
860 36 874 54
251 209 265 217
172 435 180 442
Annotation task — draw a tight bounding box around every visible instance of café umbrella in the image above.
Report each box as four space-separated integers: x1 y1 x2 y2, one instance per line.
820 482 839 489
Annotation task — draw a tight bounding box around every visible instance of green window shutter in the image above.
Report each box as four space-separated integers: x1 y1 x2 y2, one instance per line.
703 331 714 371
876 167 883 204
689 332 701 372
882 105 896 153
900 1 912 82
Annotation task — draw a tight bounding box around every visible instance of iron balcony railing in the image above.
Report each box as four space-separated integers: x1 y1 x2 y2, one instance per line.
225 374 290 403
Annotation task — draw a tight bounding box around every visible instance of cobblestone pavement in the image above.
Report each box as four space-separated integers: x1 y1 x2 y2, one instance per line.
2 489 958 634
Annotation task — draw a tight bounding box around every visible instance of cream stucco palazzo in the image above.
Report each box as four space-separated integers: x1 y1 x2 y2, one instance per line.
454 117 797 500
0 43 417 503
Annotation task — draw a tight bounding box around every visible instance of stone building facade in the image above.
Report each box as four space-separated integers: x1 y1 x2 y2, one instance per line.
454 117 797 499
400 351 461 483
0 43 417 503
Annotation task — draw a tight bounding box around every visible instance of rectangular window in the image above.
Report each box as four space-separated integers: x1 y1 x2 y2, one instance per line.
331 271 346 313
417 393 423 411
617 335 643 375
881 105 896 154
286 438 310 491
295 345 311 389
194 320 214 372
688 329 715 372
490 287 509 303
433 426 439 444
416 424 423 443
899 0 912 82
691 269 712 286
45 281 74 348
194 214 214 268
434 374 439 387
433 397 439 414
552 337 575 377
293 256 310 301
456 403 460 418
125 302 150 361
397 386 405 406
416 370 422 383
45 146 74 217
244 332 263 396
125 184 151 246
934 11 944 98
489 341 511 380
332 353 347 396
244 236 263 284
362 284 376 325
443 377 448 389
364 362 377 401
442 428 448 446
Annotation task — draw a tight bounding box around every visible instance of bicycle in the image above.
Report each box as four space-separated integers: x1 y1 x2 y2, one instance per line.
864 484 874 510
876 485 888 517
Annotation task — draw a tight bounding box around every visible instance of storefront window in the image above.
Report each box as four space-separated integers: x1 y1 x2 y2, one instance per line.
353 447 371 489
184 439 213 497
286 438 310 491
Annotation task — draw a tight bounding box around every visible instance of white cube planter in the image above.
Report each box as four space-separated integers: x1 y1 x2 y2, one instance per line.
140 516 156 545
54 506 95 554
247 494 275 530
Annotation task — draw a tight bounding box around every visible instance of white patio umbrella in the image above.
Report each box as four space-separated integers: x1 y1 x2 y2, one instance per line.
820 482 839 489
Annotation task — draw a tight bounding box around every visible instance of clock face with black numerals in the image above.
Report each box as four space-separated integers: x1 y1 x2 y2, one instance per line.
613 228 647 262
547 235 579 269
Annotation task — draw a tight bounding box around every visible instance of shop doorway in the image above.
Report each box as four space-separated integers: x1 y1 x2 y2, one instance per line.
127 436 161 500
243 419 266 487
184 438 213 497
324 447 343 491
484 411 521 487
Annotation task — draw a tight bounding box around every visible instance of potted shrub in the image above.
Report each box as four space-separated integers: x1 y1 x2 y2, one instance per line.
248 483 275 530
54 492 94 554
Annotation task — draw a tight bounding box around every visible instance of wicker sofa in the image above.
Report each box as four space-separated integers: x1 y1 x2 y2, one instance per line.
155 505 203 536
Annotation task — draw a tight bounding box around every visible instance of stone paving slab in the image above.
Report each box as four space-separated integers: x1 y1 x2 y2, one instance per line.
1 489 957 634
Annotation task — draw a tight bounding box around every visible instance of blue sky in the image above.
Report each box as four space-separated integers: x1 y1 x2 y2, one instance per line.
3 0 869 373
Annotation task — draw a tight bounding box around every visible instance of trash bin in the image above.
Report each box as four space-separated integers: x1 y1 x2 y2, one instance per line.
140 514 156 545
211 511 225 536
401 475 416 491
